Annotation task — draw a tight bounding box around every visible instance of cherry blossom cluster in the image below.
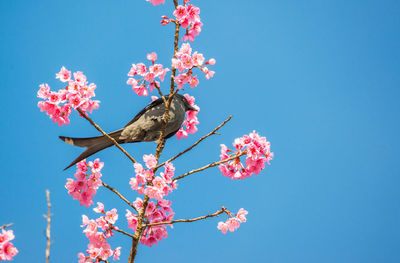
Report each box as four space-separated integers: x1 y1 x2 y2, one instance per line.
127 52 170 96
126 198 174 247
158 1 202 42
218 131 274 180
0 228 18 261
176 94 200 139
78 203 121 262
217 208 248 234
172 43 215 90
65 159 104 207
129 154 177 200
37 67 100 126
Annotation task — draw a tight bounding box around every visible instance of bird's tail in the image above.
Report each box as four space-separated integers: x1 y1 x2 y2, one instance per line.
59 129 123 170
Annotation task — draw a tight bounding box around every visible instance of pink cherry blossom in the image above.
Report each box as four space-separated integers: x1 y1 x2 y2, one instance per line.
127 59 169 97
65 159 104 207
147 52 158 63
113 247 121 260
55 66 71 82
172 4 203 42
130 158 177 201
171 43 215 89
217 221 228 234
0 228 18 261
175 128 188 139
79 212 120 262
175 93 200 139
218 131 273 179
236 208 248 223
217 208 248 234
105 209 119 224
38 67 100 126
143 154 157 169
146 0 165 6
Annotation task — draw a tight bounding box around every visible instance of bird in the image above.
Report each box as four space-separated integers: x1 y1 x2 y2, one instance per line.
59 93 197 170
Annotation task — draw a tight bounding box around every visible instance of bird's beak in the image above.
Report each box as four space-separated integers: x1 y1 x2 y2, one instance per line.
188 105 198 111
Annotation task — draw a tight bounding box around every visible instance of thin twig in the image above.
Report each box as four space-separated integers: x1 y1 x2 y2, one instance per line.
145 207 226 227
77 108 137 164
155 115 233 169
154 82 167 104
44 190 52 263
113 227 135 239
102 182 139 213
0 223 13 230
174 152 246 181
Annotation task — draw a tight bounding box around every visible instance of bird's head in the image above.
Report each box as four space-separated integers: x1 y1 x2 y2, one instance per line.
177 94 198 112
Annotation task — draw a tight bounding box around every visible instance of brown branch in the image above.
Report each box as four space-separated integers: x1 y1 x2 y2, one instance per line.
113 227 135 239
102 182 139 213
128 237 137 263
156 115 232 169
129 1 181 262
153 82 167 104
0 223 13 230
77 108 137 164
43 190 52 263
145 207 226 227
174 152 246 181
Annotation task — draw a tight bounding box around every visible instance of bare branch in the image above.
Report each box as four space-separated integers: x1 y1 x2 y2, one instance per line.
145 207 226 227
44 190 52 263
76 108 137 164
174 152 246 181
102 182 139 214
0 223 13 230
156 115 233 169
113 227 135 239
153 82 167 104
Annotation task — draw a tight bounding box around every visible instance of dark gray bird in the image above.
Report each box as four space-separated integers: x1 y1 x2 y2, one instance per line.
59 94 197 170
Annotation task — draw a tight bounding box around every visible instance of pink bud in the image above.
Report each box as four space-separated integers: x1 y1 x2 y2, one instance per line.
207 58 216 65
161 20 170 25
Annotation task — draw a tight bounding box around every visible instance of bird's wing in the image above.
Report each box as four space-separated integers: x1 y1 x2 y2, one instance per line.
123 97 166 128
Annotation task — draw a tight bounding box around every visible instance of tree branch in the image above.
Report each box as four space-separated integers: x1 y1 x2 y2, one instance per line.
113 227 135 239
145 207 226 227
43 190 52 263
129 1 181 262
156 115 232 169
0 223 13 230
102 182 139 214
174 152 246 181
77 108 137 164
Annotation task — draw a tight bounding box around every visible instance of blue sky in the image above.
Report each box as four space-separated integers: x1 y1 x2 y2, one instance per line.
1 0 400 262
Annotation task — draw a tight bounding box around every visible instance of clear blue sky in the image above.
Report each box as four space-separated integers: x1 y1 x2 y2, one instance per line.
1 0 399 262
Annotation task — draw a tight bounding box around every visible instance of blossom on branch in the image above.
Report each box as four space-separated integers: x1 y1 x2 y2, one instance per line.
65 159 104 207
0 228 18 261
78 207 121 263
217 208 248 234
127 52 170 96
130 156 177 200
126 198 174 247
172 43 215 89
37 67 100 126
173 3 202 42
218 131 273 179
